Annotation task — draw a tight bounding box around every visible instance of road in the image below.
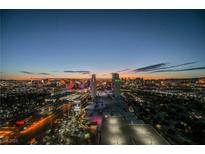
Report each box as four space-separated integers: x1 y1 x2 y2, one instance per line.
0 103 71 144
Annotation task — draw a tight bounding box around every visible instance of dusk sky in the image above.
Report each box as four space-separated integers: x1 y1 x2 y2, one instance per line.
1 10 205 79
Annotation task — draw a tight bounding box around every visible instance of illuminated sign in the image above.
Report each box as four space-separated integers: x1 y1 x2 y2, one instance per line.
16 121 25 125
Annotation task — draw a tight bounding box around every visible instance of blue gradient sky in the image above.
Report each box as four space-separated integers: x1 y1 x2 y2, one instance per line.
1 10 205 79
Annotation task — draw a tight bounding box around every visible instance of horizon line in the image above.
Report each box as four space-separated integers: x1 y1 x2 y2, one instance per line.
1 76 205 81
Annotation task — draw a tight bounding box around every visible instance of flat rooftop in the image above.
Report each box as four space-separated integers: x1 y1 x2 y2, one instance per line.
99 116 169 145
92 92 169 145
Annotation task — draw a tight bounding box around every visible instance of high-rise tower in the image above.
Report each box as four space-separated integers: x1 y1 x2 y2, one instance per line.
112 73 121 97
90 74 96 100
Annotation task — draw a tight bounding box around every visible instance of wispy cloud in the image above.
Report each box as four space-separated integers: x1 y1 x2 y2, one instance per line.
39 73 50 75
81 72 90 74
151 66 205 73
20 71 34 74
159 62 196 70
131 61 198 74
116 68 131 73
132 63 168 72
64 70 90 74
